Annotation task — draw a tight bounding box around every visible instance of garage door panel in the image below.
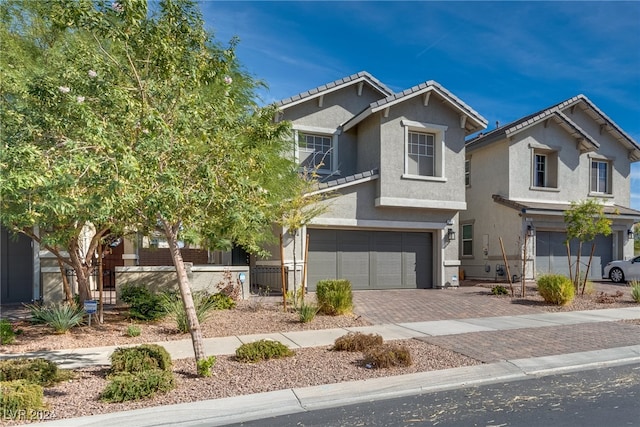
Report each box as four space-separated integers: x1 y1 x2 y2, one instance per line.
307 230 338 291
403 233 432 289
307 229 432 290
536 231 612 279
372 232 403 289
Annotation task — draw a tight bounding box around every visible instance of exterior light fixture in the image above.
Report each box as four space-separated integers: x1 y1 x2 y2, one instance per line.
447 228 456 241
628 229 634 240
526 225 534 237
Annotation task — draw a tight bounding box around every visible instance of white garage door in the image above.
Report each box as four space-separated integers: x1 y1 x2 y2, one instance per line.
306 229 433 290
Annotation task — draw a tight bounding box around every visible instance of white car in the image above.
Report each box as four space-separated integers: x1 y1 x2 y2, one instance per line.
603 256 640 283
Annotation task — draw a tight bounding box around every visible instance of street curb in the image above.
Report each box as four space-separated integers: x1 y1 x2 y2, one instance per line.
41 345 640 427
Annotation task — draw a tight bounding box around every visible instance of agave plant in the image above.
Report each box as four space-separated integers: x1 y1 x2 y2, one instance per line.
24 302 85 334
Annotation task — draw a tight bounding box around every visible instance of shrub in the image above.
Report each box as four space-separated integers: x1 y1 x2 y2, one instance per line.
235 339 294 363
362 343 413 369
119 284 166 321
1 319 16 344
331 332 383 352
209 292 236 310
316 279 353 315
101 370 175 403
491 285 509 296
23 302 85 333
196 356 217 377
161 290 218 333
537 274 575 305
125 324 141 337
0 358 60 387
0 380 45 420
630 281 640 303
297 303 318 323
110 344 172 374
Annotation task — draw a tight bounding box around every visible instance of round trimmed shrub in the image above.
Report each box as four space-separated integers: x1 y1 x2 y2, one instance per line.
537 274 575 305
101 370 175 402
235 339 294 363
0 358 60 386
110 344 172 374
0 380 45 419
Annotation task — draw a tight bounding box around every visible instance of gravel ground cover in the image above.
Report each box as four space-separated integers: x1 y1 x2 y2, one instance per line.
0 282 638 425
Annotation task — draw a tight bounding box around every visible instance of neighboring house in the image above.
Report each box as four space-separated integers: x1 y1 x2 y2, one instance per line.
259 71 488 290
461 95 640 281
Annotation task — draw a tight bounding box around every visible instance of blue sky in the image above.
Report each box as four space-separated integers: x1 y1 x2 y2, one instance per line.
200 1 640 208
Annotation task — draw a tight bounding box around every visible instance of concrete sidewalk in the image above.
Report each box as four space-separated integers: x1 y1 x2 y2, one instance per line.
2 305 637 426
5 306 639 369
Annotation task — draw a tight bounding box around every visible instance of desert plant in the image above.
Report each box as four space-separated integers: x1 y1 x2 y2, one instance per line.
101 370 175 403
297 303 319 323
216 269 241 301
537 274 575 305
0 380 45 419
0 358 60 387
125 324 141 337
1 319 16 344
209 293 236 310
362 343 413 369
490 285 509 296
196 356 217 377
316 279 353 315
331 332 384 352
235 339 294 363
161 290 218 333
630 281 640 303
119 284 166 321
110 344 172 374
23 302 85 333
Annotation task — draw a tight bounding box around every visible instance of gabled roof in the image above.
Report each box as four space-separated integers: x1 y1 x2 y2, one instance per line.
342 80 488 135
492 194 640 220
276 72 394 110
467 95 640 160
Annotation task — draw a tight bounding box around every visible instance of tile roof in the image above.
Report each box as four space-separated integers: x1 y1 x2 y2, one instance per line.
342 80 487 134
492 194 640 218
467 95 640 158
312 168 379 193
276 72 393 109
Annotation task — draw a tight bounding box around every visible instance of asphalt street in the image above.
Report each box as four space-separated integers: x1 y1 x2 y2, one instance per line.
228 363 640 427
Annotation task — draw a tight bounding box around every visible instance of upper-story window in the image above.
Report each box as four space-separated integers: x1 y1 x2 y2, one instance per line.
299 133 332 170
401 120 448 181
408 131 435 176
590 159 611 194
294 125 340 174
531 148 558 189
465 158 471 186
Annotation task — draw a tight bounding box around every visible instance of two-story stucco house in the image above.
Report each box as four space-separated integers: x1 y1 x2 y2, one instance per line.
461 95 640 281
258 72 487 290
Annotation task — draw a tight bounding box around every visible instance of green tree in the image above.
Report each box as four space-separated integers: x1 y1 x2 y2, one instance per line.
0 0 138 303
564 199 612 294
278 167 331 309
2 0 301 370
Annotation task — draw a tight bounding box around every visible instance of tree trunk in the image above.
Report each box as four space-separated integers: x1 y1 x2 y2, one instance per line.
575 242 582 291
57 258 74 302
292 229 298 309
566 241 573 285
161 219 207 363
582 243 596 295
68 239 92 302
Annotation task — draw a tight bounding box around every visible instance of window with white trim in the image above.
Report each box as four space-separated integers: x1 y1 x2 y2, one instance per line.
298 133 332 171
590 159 610 194
293 126 340 174
465 158 471 186
402 120 447 180
461 224 473 256
531 148 558 189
